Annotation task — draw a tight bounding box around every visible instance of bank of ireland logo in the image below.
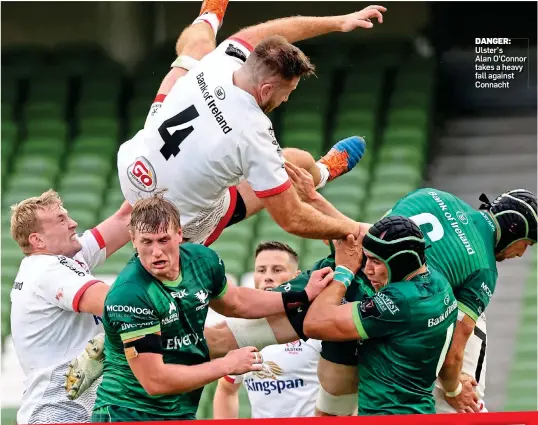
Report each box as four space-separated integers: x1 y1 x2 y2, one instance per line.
457 211 469 225
214 86 225 100
444 294 450 305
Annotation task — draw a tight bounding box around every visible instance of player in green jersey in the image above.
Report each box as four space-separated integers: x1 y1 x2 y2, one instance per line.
302 215 458 415
91 194 334 422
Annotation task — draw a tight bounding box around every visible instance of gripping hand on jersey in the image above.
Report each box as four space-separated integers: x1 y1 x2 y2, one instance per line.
64 333 105 400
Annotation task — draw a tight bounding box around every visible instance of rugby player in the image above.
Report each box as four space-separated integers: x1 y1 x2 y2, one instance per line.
91 194 334 422
287 164 538 413
9 190 132 424
303 216 458 415
213 241 322 419
117 3 388 246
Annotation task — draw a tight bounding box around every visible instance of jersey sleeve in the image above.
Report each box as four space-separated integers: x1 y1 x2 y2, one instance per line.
454 268 497 322
240 121 291 198
212 37 253 65
223 374 244 385
352 286 410 340
35 256 102 312
77 228 107 270
104 283 161 342
207 250 228 299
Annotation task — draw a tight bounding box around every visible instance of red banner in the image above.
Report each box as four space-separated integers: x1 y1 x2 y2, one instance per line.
82 412 538 425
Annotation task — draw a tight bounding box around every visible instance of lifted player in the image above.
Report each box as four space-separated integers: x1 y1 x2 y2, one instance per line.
118 3 388 246
91 194 333 422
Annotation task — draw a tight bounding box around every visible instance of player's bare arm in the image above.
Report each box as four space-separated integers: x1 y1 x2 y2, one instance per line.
205 313 300 359
93 201 132 257
213 377 242 419
285 162 354 223
233 5 386 47
438 313 481 413
304 235 364 340
315 358 358 416
209 267 334 319
263 187 361 240
125 332 262 396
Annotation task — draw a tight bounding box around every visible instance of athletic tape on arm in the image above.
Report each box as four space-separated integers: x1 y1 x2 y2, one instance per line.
226 317 278 350
170 55 199 71
316 386 358 416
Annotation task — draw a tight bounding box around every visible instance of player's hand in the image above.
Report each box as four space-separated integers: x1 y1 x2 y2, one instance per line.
223 346 264 375
444 380 480 413
305 267 335 301
334 234 362 274
64 333 106 400
285 161 317 203
338 5 387 32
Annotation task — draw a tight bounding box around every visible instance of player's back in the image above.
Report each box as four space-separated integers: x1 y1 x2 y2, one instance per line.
357 268 457 415
387 188 498 294
117 39 288 246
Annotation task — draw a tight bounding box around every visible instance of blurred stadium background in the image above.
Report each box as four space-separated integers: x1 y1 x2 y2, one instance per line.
1 1 536 423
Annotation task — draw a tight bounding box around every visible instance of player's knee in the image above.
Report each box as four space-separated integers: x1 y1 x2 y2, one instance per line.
283 148 315 169
177 30 216 59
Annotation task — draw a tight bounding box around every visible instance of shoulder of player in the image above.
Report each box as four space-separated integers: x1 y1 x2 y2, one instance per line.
180 243 223 267
30 254 90 276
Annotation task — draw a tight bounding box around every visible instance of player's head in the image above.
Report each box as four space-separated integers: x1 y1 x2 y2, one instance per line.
479 189 537 261
243 35 316 113
10 189 82 257
130 193 183 280
362 215 427 290
253 241 300 290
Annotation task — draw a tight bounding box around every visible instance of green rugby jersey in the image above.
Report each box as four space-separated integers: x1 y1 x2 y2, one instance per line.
93 243 228 420
352 267 458 415
386 188 498 321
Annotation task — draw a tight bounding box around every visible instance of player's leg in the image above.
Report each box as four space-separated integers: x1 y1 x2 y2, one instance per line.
232 135 367 221
151 0 229 104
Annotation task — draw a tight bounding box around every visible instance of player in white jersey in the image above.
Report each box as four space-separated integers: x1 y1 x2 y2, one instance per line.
213 241 322 418
9 190 131 424
434 313 488 413
118 5 388 246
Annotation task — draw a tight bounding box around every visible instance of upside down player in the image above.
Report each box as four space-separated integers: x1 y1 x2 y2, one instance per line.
117 0 388 245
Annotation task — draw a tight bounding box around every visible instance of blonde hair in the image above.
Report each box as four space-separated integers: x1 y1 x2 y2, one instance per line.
10 189 63 254
130 192 181 235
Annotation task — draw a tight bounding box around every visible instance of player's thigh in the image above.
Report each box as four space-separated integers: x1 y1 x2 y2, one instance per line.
318 357 358 396
235 180 265 220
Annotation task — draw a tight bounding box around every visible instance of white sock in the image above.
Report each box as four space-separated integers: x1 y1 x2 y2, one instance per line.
315 163 330 189
192 12 220 37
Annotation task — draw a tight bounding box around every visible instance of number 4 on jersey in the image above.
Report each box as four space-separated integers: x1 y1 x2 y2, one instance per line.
158 105 199 160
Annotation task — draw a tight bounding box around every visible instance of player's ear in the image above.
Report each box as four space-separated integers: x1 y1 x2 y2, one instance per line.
260 83 273 100
28 232 44 250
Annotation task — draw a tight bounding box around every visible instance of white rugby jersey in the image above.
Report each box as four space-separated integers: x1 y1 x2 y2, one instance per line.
10 229 107 424
435 312 487 413
225 339 322 418
117 37 291 245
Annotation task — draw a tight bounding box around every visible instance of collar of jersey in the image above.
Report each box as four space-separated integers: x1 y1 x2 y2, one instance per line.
161 272 183 287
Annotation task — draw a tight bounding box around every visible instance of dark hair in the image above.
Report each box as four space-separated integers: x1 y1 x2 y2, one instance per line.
255 240 299 264
247 35 316 81
130 191 181 235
